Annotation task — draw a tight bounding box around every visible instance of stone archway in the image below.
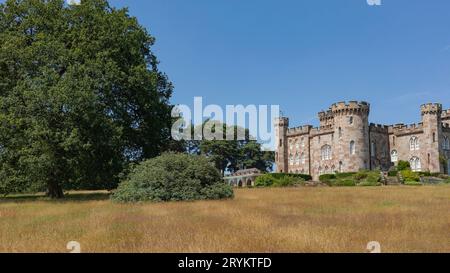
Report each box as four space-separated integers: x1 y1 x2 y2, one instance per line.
238 180 243 187
246 179 253 187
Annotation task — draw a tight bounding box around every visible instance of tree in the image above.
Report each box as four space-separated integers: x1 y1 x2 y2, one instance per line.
111 153 234 203
185 121 274 175
0 0 173 198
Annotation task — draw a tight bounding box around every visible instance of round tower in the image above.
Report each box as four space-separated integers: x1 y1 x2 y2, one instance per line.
421 103 443 173
274 117 289 173
331 101 370 172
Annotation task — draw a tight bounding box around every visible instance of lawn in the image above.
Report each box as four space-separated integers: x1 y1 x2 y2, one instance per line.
1 186 450 253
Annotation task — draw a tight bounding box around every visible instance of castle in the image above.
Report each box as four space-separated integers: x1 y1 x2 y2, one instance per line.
275 101 450 180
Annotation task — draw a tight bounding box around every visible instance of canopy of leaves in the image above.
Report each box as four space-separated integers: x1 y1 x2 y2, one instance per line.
111 153 234 202
0 0 173 197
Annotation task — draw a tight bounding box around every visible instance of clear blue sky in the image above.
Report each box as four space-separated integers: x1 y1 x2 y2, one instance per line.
107 0 450 128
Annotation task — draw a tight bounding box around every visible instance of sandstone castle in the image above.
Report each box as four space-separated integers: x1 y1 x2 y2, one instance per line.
275 101 450 180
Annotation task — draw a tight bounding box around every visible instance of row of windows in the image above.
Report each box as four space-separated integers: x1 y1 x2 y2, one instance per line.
289 153 307 165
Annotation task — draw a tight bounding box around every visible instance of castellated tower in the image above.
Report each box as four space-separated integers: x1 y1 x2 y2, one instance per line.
274 117 289 173
331 101 370 172
421 103 443 173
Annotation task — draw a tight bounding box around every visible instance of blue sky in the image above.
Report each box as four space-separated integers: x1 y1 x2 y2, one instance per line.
105 0 450 128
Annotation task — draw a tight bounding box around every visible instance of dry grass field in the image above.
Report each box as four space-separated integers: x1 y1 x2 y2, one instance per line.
1 186 450 253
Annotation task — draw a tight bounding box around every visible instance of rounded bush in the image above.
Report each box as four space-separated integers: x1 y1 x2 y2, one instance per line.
111 153 234 202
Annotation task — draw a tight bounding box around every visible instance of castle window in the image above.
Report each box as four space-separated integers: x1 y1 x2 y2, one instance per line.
410 137 419 151
300 153 306 164
433 133 436 143
321 145 332 160
338 127 342 139
295 140 299 149
301 137 305 148
289 141 293 150
391 150 398 162
443 137 450 150
275 152 278 161
295 153 300 165
318 167 323 175
350 141 356 155
371 141 376 157
393 136 396 146
279 139 283 147
339 161 343 172
410 157 421 172
349 116 354 125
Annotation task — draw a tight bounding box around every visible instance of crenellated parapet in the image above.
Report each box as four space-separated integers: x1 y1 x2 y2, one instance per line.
441 109 450 120
421 103 442 115
369 123 389 133
287 125 313 136
309 126 334 137
388 123 424 136
331 101 370 116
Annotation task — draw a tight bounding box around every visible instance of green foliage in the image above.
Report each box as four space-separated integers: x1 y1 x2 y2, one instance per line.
335 172 356 179
255 174 277 187
111 153 234 203
255 173 306 188
320 171 380 187
397 160 411 171
0 0 173 197
183 122 274 174
268 173 312 181
319 174 336 182
404 181 423 186
333 179 356 187
401 170 420 182
388 171 398 177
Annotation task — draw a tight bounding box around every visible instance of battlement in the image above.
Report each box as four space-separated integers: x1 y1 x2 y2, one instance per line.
441 109 450 119
318 110 333 121
421 103 442 115
330 101 370 115
388 123 424 135
287 125 313 136
274 117 289 127
310 126 334 137
369 123 389 133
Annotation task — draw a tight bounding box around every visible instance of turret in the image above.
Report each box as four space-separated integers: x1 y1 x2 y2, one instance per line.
331 101 370 172
421 103 443 172
274 117 289 173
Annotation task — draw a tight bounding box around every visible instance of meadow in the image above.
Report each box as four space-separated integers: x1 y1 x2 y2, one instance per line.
1 186 450 253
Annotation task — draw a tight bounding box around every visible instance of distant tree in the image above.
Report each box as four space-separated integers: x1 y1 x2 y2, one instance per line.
0 0 173 198
183 121 274 175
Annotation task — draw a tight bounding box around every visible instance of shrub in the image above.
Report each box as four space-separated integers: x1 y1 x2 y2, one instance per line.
404 181 423 186
354 172 368 181
401 170 420 182
388 171 398 177
358 181 382 187
255 174 277 187
397 160 411 171
111 153 234 202
319 174 336 182
333 179 356 187
268 173 312 181
256 174 305 187
335 172 356 179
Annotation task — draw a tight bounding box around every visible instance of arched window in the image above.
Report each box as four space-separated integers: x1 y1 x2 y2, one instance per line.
321 145 332 160
289 154 294 165
325 166 329 174
339 161 343 172
295 140 299 149
443 137 450 150
350 141 356 155
331 165 335 173
391 150 398 162
300 153 306 164
410 157 421 172
393 136 396 146
371 141 376 157
410 136 419 151
289 140 293 150
349 116 354 125
295 153 300 165
338 127 342 138
318 167 323 175
301 137 305 148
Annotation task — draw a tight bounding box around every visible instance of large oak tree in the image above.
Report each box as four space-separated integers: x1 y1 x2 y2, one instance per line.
0 0 173 198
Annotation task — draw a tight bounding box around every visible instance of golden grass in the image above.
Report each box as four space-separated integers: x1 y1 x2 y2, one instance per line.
1 186 450 253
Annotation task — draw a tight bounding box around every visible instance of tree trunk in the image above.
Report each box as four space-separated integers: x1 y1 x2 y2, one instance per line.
47 181 64 199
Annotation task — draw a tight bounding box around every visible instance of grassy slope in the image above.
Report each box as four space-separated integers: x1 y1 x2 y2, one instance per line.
1 187 450 253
